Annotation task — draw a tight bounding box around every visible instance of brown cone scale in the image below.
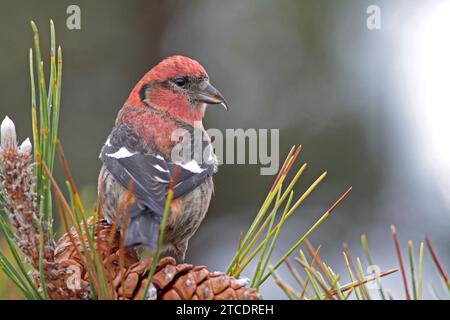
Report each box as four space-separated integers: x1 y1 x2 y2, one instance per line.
47 219 262 300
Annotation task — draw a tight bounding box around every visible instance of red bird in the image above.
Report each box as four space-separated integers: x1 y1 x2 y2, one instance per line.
98 56 227 262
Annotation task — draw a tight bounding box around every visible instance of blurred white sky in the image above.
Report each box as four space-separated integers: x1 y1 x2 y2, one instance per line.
400 1 450 209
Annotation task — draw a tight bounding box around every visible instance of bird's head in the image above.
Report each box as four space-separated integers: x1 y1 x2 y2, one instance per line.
125 55 227 124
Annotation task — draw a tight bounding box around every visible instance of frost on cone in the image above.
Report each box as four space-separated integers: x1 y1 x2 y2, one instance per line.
1 116 17 150
19 137 32 155
51 220 262 300
0 116 32 155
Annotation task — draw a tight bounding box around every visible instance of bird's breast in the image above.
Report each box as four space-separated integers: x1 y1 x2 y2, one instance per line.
165 176 214 245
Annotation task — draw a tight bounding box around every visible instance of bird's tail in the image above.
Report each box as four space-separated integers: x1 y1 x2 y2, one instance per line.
124 206 161 250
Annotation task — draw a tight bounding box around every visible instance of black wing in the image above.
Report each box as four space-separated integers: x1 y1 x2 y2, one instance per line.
99 124 215 249
100 124 215 217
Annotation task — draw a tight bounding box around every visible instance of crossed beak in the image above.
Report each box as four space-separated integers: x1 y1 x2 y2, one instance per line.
193 80 229 110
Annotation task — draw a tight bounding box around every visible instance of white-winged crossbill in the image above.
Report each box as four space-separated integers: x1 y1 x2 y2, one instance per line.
98 56 227 263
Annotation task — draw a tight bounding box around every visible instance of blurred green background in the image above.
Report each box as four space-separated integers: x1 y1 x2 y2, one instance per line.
1 0 449 299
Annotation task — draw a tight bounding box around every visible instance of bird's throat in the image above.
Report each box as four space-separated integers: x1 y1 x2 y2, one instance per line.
148 90 205 125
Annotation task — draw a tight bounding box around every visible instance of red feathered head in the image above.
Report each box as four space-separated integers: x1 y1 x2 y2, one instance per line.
125 56 227 123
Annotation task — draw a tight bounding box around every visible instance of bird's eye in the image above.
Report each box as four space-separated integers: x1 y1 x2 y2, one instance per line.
174 77 187 87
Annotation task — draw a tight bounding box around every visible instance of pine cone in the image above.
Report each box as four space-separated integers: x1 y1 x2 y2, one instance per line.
51 219 261 300
50 219 139 299
121 256 261 300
